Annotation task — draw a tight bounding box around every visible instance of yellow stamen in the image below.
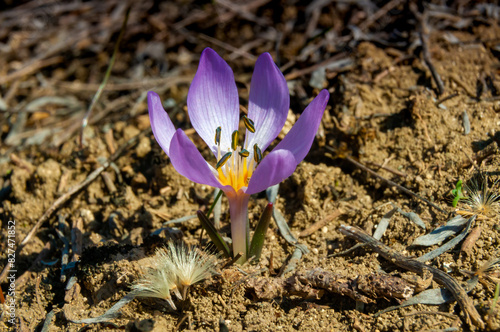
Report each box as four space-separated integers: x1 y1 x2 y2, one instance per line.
217 146 255 191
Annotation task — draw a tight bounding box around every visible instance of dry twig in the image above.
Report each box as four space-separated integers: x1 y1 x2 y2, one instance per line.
339 224 484 329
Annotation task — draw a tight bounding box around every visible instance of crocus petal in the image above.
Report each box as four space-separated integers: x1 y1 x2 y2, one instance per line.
246 149 296 195
148 91 176 156
274 89 329 164
187 48 239 155
169 129 225 189
245 53 289 153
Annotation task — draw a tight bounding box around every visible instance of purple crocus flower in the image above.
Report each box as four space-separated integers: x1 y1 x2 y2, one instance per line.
148 48 329 263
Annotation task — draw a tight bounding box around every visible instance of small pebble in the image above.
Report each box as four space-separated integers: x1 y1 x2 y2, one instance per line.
135 136 151 158
123 125 140 140
80 209 95 224
462 110 470 135
131 172 148 189
136 114 151 130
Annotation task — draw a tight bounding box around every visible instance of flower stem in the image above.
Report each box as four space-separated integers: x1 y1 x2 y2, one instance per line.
226 191 250 264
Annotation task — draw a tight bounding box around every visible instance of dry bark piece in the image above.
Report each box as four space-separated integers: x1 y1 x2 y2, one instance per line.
460 226 482 255
245 275 323 301
286 276 325 300
245 268 415 304
401 269 433 293
357 273 414 301
297 268 374 303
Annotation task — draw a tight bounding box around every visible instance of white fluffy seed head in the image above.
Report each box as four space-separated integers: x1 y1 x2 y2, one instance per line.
131 242 218 309
166 241 218 299
131 249 179 309
460 176 500 218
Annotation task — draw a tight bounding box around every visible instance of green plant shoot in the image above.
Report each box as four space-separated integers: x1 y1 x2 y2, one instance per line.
451 180 466 207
